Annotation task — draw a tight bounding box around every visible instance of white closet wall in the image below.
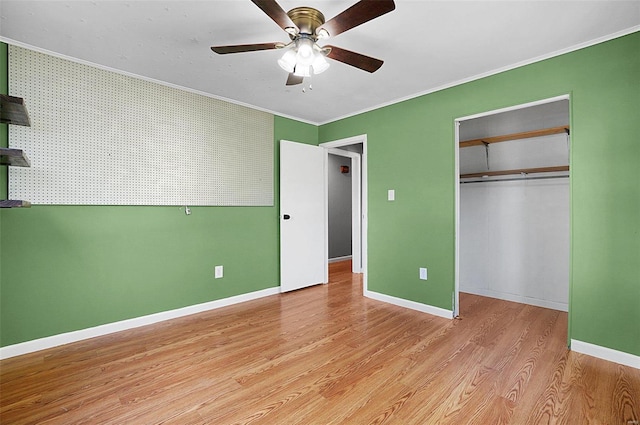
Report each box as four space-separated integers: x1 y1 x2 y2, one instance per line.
460 178 569 311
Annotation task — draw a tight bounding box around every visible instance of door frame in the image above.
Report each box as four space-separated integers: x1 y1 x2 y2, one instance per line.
326 148 361 273
320 135 368 288
453 94 571 317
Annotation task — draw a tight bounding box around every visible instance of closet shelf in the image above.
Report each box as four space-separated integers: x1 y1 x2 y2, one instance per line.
0 147 31 167
461 165 569 179
0 200 31 208
460 125 569 148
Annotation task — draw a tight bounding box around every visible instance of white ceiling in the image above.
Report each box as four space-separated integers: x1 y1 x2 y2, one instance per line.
1 1 638 125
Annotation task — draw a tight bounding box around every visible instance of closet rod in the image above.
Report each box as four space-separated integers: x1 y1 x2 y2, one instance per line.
461 175 569 184
460 165 569 179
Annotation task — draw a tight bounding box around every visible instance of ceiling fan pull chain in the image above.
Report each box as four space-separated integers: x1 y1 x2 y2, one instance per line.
302 76 313 93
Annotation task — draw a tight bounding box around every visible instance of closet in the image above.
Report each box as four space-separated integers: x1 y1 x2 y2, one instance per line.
458 99 570 312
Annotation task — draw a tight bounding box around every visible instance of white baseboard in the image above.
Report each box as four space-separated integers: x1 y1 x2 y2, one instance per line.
571 339 640 370
0 287 281 360
328 255 352 264
460 287 568 312
364 289 453 319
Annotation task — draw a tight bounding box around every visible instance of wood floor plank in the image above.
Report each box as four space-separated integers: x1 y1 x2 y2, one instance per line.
1 261 638 424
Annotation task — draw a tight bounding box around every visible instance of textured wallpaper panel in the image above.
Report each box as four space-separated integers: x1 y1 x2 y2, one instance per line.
8 46 273 206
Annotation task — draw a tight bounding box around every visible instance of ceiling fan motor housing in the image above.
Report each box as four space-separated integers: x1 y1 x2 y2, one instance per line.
287 7 325 37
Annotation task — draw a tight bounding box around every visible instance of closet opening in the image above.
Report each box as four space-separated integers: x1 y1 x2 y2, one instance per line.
454 96 571 317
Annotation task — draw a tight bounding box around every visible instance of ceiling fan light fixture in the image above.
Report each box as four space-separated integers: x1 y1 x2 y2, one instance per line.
312 53 330 74
278 49 297 73
316 28 330 39
295 38 315 66
294 63 311 77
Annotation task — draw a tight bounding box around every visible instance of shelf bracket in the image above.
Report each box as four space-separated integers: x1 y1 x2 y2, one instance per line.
484 142 490 170
0 94 31 126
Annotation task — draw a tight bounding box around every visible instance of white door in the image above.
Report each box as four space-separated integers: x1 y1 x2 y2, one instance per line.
280 140 327 292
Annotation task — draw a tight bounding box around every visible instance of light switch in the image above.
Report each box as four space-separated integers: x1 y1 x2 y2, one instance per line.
420 268 428 280
388 189 395 201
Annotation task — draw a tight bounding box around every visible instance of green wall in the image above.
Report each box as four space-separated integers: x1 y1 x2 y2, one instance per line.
319 32 640 356
2 34 639 359
1 205 286 346
0 59 317 346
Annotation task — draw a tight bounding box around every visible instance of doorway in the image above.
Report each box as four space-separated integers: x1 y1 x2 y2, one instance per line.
321 135 367 289
327 147 362 271
327 152 353 264
454 96 571 316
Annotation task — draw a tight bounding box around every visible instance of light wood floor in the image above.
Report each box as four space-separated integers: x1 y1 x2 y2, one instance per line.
1 260 639 424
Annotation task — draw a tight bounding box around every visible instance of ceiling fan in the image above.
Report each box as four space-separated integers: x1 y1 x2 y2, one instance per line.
211 0 396 86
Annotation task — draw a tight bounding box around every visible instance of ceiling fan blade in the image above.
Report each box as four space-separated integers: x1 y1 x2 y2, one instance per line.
286 73 304 86
319 0 395 38
251 0 298 32
324 46 384 73
211 42 281 54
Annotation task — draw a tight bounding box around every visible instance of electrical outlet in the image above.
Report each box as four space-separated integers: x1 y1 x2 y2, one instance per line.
419 267 428 280
214 265 223 279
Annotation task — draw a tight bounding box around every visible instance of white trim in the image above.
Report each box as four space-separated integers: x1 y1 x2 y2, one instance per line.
350 155 362 273
323 150 329 284
454 120 461 318
328 255 352 264
461 288 568 312
321 135 368 149
364 290 454 320
455 94 571 122
0 37 318 126
3 27 637 127
571 339 640 370
318 27 639 125
0 287 280 360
